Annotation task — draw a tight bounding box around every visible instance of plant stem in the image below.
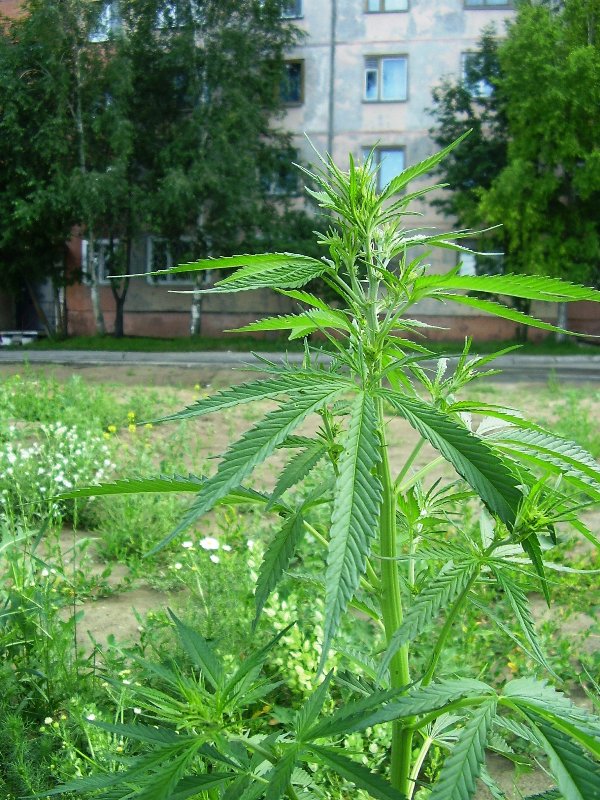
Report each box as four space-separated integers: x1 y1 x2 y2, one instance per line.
409 732 434 800
394 437 425 490
376 399 412 795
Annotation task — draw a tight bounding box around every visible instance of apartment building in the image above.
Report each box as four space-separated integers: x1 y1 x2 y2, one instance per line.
11 0 577 340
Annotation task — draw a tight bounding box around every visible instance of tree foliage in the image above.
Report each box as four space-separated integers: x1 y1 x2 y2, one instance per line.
0 0 311 335
429 1 600 292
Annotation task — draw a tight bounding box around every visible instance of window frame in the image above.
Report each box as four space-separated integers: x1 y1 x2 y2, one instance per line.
363 146 406 192
365 0 409 13
364 55 408 103
280 59 304 106
281 0 303 19
460 52 494 98
146 237 195 285
463 0 513 8
81 239 121 285
88 1 120 43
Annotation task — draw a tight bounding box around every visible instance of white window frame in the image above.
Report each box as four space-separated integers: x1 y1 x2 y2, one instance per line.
464 0 512 7
366 0 408 12
146 237 195 285
81 239 120 284
364 56 408 102
88 1 120 43
281 0 303 19
363 147 406 192
461 52 493 98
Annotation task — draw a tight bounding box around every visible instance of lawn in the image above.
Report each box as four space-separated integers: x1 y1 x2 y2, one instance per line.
0 364 597 799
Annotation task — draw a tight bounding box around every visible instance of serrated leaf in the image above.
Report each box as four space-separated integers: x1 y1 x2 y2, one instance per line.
383 391 521 529
524 711 600 800
148 385 347 553
231 308 350 337
487 428 600 501
168 610 224 690
307 745 407 800
429 700 497 800
414 272 600 304
193 253 329 293
277 289 331 311
254 510 306 625
152 374 347 425
306 679 494 740
379 562 478 680
170 774 238 800
56 474 204 501
322 392 382 668
265 749 299 800
520 533 551 605
380 131 471 199
268 441 328 507
491 569 553 675
437 293 586 337
295 672 334 740
523 791 561 800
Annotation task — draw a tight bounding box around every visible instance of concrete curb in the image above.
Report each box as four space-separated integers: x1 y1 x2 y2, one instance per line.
0 349 599 381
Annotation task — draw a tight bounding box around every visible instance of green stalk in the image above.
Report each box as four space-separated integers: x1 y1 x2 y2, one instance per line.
376 398 412 795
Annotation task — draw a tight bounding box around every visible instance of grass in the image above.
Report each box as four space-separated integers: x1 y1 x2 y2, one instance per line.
0 366 598 797
12 333 600 355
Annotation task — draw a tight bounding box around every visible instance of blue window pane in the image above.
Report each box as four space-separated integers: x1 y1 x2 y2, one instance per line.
381 58 406 100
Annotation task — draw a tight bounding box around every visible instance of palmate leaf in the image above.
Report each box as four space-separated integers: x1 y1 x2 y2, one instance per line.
382 391 521 529
295 672 334 740
524 711 600 800
152 373 347 425
321 392 383 669
148 384 348 553
491 570 554 675
253 508 306 626
429 700 497 800
56 474 203 501
487 428 600 502
378 562 479 680
265 749 298 800
436 293 586 337
170 774 239 800
523 791 561 800
413 272 600 304
307 745 407 800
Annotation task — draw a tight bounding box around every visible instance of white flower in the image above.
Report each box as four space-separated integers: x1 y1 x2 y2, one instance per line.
174 562 183 570
247 539 255 551
222 544 232 552
199 536 219 551
181 540 194 549
122 679 131 685
40 568 50 578
133 707 142 715
86 714 96 721
44 716 53 725
210 554 220 564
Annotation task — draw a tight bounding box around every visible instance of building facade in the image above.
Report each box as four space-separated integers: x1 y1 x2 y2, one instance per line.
6 0 592 339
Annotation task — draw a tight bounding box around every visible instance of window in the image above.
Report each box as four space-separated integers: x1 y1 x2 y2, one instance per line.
364 56 407 102
281 0 303 18
366 0 408 11
464 0 512 7
88 1 120 43
461 52 493 98
81 239 121 284
363 147 405 191
147 238 195 284
156 0 190 29
261 152 299 196
281 61 304 105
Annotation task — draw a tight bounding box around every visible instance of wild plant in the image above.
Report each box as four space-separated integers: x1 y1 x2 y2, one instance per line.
56 136 600 800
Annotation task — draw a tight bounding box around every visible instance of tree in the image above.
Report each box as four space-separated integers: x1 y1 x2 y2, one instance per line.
0 0 310 337
429 1 600 337
479 0 600 334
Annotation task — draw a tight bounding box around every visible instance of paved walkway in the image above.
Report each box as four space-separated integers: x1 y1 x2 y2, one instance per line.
1 348 600 382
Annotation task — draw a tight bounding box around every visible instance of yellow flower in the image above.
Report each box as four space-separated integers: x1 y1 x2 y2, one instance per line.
127 411 136 421
103 432 111 440
507 661 518 673
107 424 117 434
144 423 153 430
128 424 136 434
194 383 201 392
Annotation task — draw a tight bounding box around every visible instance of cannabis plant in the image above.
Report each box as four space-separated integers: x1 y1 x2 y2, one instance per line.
53 136 600 800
